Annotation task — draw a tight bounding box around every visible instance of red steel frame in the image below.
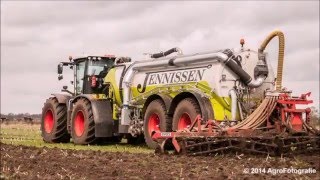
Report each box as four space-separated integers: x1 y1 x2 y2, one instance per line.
151 92 314 153
276 92 313 132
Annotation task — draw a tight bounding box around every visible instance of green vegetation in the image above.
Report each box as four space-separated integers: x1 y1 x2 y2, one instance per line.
0 123 153 154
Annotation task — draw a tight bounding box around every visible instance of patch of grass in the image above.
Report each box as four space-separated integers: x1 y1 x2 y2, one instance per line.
0 123 153 154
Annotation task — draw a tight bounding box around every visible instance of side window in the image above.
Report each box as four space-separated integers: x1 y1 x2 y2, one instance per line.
75 61 85 94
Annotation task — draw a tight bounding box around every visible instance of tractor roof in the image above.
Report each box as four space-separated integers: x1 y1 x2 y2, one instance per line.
71 55 116 62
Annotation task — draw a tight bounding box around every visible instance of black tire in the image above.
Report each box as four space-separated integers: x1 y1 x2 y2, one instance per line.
172 98 201 131
70 98 96 144
143 99 170 149
41 97 70 143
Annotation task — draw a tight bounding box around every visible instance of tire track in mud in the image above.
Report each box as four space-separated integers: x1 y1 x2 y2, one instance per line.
1 143 319 180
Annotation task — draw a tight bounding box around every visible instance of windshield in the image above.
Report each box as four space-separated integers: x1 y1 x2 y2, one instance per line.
74 58 114 95
87 59 114 76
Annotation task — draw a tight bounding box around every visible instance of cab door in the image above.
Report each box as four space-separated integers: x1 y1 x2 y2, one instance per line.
75 60 86 95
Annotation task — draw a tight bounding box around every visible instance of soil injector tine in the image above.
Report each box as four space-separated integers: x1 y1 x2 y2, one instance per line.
152 94 319 155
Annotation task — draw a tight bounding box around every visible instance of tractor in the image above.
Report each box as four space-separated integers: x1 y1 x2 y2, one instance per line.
41 55 131 144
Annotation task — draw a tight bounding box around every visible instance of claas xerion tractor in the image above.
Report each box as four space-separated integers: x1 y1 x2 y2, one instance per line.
41 30 319 155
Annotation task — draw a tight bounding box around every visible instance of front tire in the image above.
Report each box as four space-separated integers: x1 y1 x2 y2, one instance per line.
71 98 96 144
41 97 70 143
143 99 169 149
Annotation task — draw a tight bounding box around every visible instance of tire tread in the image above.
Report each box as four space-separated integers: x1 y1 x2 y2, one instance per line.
41 97 70 143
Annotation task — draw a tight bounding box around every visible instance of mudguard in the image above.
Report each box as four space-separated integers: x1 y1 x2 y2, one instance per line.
196 94 215 121
158 94 173 113
189 91 214 121
90 99 114 137
51 93 72 104
143 94 172 114
169 91 214 121
72 95 114 137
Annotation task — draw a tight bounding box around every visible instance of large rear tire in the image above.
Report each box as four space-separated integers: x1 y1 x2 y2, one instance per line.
143 99 169 149
41 97 70 143
172 98 201 131
70 98 96 144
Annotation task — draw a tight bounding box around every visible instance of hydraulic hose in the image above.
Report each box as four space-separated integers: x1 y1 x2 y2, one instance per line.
150 47 182 58
259 30 285 91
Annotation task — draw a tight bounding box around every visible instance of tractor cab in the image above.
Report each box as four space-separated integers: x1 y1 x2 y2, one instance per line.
57 55 116 95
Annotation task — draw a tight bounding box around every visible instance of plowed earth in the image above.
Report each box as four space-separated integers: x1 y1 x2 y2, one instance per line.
1 143 319 180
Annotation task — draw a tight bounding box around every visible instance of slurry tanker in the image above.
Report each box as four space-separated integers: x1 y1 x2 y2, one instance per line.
41 30 319 155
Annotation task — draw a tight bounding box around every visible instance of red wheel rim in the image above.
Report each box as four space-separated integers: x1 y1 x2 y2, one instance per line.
74 111 85 137
44 110 54 133
178 113 192 130
148 113 160 136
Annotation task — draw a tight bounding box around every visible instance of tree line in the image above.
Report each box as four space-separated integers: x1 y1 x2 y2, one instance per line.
1 113 41 121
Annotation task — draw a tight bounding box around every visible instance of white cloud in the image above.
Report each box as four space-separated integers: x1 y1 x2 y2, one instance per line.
1 1 319 113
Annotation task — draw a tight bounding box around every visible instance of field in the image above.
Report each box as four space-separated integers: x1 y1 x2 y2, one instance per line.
1 123 320 179
0 123 152 153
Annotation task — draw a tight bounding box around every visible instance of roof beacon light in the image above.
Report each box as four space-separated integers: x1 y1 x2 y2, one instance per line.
104 54 116 58
240 39 245 48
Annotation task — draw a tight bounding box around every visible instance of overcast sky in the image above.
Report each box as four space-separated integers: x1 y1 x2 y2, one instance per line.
1 1 319 114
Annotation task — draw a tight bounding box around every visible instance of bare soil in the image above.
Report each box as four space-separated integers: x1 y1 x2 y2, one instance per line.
1 143 319 180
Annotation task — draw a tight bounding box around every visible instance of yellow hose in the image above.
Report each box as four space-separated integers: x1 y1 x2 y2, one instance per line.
259 30 285 91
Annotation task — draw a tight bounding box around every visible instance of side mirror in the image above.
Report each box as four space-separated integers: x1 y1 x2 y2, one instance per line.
58 74 63 80
57 63 63 74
